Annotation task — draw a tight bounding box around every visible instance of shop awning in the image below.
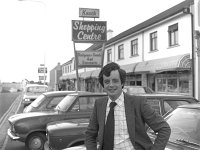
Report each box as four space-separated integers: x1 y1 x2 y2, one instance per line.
60 73 77 80
91 69 101 78
134 54 191 73
120 63 138 73
80 70 93 79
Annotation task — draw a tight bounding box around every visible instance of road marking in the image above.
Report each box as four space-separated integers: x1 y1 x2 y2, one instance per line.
1 95 23 150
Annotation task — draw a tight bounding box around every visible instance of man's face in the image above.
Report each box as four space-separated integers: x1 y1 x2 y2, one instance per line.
103 70 123 101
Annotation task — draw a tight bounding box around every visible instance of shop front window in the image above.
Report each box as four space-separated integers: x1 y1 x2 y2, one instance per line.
126 74 142 86
157 78 166 92
167 78 177 93
156 71 190 94
179 78 189 93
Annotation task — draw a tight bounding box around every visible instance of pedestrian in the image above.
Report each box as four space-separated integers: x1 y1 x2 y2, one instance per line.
85 62 171 150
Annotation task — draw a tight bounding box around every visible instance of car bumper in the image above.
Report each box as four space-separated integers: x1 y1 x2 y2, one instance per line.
7 128 20 140
44 141 55 150
22 101 31 107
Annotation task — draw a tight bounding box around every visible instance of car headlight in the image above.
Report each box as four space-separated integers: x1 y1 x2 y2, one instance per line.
46 129 49 142
9 122 15 132
24 98 30 102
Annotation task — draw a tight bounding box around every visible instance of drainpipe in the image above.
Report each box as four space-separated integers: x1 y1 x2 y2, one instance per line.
184 8 195 97
191 13 195 97
114 44 116 62
142 31 145 62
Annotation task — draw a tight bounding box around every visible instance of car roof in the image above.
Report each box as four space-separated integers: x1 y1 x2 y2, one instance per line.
138 93 197 99
178 103 200 109
124 86 147 88
67 91 107 96
42 91 79 96
25 84 48 88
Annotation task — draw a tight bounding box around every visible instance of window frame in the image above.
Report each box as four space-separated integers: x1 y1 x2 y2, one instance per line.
107 49 112 63
118 44 124 60
168 23 178 47
131 39 138 56
150 31 157 52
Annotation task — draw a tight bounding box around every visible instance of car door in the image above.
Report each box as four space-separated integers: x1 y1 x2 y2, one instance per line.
64 95 106 120
145 97 162 115
163 99 193 116
44 96 66 111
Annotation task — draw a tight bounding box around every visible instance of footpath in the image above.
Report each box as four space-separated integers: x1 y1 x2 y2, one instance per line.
0 94 23 149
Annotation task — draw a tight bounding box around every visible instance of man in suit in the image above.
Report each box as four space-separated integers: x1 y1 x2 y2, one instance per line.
85 62 171 150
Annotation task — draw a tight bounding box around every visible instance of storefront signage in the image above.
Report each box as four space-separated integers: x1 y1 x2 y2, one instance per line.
79 8 99 18
76 51 103 68
38 67 47 73
39 76 47 80
72 20 107 43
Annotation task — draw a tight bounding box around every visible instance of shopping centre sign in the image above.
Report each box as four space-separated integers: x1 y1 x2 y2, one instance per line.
71 8 107 90
75 51 103 68
72 20 107 43
79 8 99 18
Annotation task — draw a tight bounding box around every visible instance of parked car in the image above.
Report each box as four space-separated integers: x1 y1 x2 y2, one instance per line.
62 145 86 150
22 84 48 108
7 92 107 150
44 118 89 150
123 86 154 95
148 103 200 150
44 93 198 150
23 91 77 113
134 93 198 116
63 104 200 150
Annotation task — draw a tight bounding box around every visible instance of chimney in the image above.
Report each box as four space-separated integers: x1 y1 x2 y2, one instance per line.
107 29 114 40
57 62 61 70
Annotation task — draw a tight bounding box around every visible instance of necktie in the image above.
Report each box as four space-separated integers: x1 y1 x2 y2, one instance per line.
103 101 117 150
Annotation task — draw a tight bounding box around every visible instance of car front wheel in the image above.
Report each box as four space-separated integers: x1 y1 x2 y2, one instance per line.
25 132 46 150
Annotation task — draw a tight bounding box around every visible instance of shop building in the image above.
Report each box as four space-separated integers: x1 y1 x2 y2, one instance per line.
55 0 196 96
49 62 62 91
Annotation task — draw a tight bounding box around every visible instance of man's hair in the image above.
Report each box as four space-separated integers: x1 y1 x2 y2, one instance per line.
98 62 126 88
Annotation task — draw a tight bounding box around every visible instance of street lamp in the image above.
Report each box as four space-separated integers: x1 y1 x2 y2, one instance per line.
18 0 47 84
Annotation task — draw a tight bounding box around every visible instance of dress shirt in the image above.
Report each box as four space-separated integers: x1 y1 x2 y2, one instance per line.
106 92 135 150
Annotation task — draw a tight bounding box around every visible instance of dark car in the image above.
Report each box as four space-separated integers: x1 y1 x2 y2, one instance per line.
62 146 86 150
44 119 89 150
7 92 107 150
148 103 200 150
44 93 198 150
23 91 77 113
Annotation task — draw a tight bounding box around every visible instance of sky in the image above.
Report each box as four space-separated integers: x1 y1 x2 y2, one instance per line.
0 0 184 83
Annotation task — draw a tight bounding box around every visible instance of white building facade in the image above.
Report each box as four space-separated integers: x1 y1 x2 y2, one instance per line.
59 0 200 98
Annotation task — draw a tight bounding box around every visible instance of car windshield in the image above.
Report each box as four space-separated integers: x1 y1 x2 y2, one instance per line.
55 95 76 112
26 86 47 93
30 94 45 107
165 107 200 145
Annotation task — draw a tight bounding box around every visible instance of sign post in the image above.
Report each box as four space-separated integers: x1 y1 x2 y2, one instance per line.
72 8 107 91
73 42 80 91
38 64 47 84
194 0 200 99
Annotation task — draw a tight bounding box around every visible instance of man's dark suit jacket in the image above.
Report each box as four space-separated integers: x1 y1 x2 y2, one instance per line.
85 92 171 150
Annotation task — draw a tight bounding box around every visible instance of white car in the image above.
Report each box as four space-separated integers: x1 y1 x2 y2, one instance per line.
22 84 48 108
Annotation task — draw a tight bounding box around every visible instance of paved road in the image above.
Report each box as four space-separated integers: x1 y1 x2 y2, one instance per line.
3 97 25 150
0 93 20 118
5 139 25 150
0 93 22 150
